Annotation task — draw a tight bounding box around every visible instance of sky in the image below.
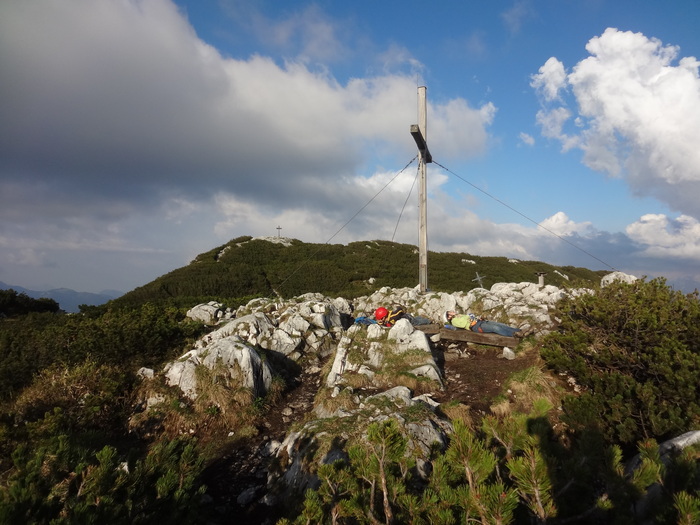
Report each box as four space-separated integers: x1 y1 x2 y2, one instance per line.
1 0 700 295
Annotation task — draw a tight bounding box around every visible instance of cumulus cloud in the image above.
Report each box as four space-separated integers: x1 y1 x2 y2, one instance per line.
2 3 698 295
421 185 700 290
424 194 601 267
250 3 349 63
534 107 581 154
626 214 700 259
538 211 594 237
431 99 497 159
533 28 700 219
531 57 567 101
529 27 700 290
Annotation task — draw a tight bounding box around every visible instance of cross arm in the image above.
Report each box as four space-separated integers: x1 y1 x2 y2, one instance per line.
410 124 433 163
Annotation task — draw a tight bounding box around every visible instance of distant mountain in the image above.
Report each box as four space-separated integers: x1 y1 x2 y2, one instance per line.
0 282 123 313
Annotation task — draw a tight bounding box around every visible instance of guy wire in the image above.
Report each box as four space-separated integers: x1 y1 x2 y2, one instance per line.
392 163 420 242
277 156 418 292
432 159 618 272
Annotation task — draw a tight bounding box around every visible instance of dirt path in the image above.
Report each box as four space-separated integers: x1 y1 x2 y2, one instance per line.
202 339 539 524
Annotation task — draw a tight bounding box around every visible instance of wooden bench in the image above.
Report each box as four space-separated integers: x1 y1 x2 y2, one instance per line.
414 324 520 348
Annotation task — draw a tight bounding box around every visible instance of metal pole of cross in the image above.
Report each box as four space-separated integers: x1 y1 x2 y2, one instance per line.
410 86 432 293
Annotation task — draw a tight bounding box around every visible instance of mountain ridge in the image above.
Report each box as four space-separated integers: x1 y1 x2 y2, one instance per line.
112 235 608 309
0 281 123 313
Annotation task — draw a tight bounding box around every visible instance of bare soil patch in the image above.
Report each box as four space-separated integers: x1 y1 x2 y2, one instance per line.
432 340 540 414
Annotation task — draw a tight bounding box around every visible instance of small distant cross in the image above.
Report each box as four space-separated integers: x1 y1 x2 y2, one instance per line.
276 226 282 238
473 272 486 288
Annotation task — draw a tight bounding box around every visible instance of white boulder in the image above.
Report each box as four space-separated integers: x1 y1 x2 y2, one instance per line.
602 271 637 287
186 301 234 324
164 338 273 400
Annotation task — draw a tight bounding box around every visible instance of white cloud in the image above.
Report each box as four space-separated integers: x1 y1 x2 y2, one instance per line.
518 132 535 146
2 3 698 295
533 28 700 219
501 1 533 35
538 212 593 237
232 2 351 64
375 43 426 78
531 57 567 101
534 107 579 152
431 100 497 159
0 0 493 200
626 214 700 259
464 31 488 59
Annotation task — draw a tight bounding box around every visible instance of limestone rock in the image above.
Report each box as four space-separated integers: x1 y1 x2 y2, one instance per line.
601 271 638 287
163 338 273 400
186 301 234 325
387 319 432 353
626 430 700 521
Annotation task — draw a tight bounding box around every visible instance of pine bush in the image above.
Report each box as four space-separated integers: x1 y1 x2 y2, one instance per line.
541 277 700 446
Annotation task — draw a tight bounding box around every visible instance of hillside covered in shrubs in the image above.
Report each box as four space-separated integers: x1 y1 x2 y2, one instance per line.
0 237 698 524
111 236 606 310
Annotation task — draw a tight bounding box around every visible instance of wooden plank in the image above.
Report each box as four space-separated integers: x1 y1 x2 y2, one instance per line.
414 324 519 347
438 329 519 347
413 324 441 334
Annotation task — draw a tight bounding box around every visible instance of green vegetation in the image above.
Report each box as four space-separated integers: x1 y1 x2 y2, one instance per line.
541 277 700 448
281 413 700 524
0 237 698 523
0 303 205 400
0 356 209 524
110 237 605 310
1 433 206 524
0 289 59 317
0 303 259 523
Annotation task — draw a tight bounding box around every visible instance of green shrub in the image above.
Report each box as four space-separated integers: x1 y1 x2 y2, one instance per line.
0 304 205 400
0 435 206 524
13 360 132 441
282 411 700 524
541 277 700 446
110 238 604 308
0 289 59 317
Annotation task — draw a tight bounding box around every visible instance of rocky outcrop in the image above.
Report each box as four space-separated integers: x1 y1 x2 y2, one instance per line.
325 319 440 390
351 280 582 336
626 430 700 522
147 272 641 516
186 301 236 324
163 338 273 400
268 385 451 501
162 297 354 401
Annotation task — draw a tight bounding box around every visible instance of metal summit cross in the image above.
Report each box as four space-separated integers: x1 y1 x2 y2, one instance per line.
410 86 432 293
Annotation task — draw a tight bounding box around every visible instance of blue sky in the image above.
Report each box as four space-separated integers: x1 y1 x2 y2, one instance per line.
1 0 699 294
